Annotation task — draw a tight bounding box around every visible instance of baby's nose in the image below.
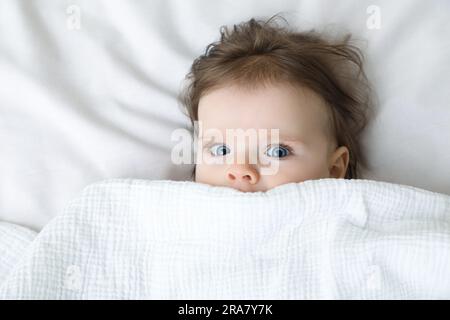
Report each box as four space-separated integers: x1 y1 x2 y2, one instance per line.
226 165 259 185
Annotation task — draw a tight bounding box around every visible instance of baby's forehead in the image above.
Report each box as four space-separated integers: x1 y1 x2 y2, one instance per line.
198 82 333 138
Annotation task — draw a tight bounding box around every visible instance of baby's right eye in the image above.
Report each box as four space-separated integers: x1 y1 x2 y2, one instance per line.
209 144 230 156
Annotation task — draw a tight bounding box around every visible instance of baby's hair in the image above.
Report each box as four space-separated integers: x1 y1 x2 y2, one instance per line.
179 14 373 179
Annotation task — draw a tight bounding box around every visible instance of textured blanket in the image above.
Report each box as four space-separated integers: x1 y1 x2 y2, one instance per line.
1 178 450 299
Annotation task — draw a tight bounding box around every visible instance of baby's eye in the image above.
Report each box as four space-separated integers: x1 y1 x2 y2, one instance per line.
209 144 231 156
265 144 291 158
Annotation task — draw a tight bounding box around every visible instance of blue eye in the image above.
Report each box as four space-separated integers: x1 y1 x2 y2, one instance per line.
265 145 290 158
209 144 230 156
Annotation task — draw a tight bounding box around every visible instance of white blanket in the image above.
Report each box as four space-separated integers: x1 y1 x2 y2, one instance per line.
1 178 450 299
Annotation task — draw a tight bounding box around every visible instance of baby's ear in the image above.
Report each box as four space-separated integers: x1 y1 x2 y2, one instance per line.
329 146 350 179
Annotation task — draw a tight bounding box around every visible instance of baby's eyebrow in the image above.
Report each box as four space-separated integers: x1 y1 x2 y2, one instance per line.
199 136 218 147
278 136 299 141
199 135 304 146
198 133 302 140
276 135 304 143
199 135 216 141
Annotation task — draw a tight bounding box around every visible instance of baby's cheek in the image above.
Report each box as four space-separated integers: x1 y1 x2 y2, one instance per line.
264 158 327 186
195 163 225 185
194 164 209 184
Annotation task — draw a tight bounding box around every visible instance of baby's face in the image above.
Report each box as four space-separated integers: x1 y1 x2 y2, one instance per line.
195 83 348 192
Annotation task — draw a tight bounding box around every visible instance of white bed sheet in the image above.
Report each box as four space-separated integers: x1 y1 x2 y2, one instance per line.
1 0 449 231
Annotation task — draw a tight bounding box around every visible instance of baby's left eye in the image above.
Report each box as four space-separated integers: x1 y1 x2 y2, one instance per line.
265 145 291 158
209 144 231 156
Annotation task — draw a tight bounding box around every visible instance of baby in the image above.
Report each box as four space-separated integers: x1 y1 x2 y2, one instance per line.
179 15 372 192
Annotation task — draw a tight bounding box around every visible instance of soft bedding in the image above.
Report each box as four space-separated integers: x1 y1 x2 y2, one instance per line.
1 0 450 232
0 178 449 299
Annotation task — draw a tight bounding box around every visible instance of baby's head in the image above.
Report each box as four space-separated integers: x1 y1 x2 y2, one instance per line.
180 16 372 192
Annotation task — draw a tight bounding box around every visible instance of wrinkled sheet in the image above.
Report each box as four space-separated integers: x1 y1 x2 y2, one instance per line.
1 0 449 232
